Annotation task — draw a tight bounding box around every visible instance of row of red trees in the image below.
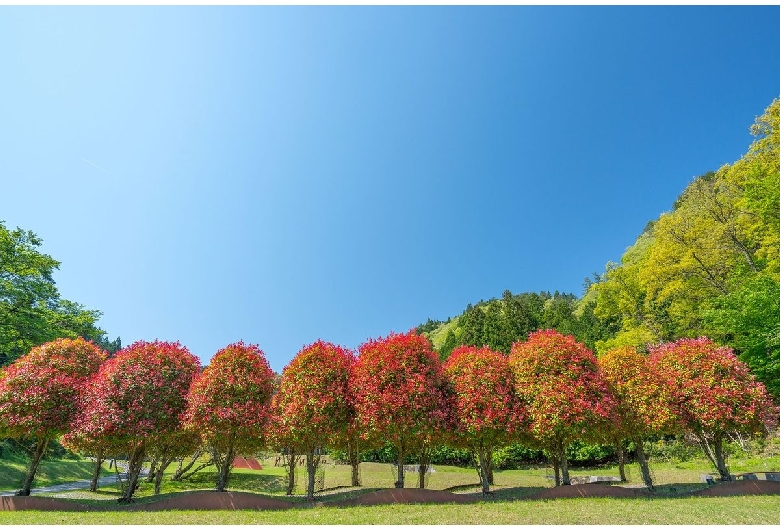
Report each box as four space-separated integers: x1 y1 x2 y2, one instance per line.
0 330 774 501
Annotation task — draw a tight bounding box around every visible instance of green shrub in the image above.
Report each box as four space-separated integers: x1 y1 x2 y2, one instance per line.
566 441 615 465
492 444 546 469
642 437 701 463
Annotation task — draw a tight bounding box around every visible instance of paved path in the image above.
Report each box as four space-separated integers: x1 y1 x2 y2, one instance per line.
0 467 148 497
0 474 128 496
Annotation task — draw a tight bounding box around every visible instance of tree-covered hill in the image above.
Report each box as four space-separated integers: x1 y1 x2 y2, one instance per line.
418 289 616 359
418 95 780 398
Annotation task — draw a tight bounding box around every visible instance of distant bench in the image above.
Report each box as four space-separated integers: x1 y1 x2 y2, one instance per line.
390 464 436 474
733 472 780 481
701 472 780 483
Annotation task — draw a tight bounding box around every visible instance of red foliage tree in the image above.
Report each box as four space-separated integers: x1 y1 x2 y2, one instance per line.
509 329 616 486
268 340 354 499
352 330 452 489
0 337 106 495
599 346 676 489
183 341 275 492
341 352 364 488
68 340 200 502
443 345 525 494
650 337 775 481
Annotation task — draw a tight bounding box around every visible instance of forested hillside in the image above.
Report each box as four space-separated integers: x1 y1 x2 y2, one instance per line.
419 96 780 397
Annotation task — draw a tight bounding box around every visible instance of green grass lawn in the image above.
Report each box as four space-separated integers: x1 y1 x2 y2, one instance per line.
4 451 780 524
3 496 780 525
0 452 104 492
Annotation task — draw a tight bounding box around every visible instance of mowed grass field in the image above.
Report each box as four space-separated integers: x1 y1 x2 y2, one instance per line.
0 452 101 491
3 496 780 525
3 453 780 524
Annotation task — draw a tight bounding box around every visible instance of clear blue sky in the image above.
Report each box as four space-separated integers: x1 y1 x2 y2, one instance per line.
2 6 780 372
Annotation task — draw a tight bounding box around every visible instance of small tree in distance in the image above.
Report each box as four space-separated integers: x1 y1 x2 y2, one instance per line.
444 345 525 495
352 331 452 489
184 342 275 492
0 337 106 496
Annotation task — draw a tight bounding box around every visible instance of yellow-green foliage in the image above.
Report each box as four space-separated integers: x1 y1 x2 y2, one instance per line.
426 315 461 350
590 96 780 371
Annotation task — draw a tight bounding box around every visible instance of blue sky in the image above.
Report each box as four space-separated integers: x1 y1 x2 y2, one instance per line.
2 6 780 372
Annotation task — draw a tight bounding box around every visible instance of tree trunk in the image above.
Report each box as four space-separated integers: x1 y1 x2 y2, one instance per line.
551 454 561 486
146 457 159 483
395 445 405 489
153 456 175 495
634 438 654 490
305 450 319 500
713 435 731 481
120 444 146 503
89 452 104 492
285 450 297 495
172 449 209 481
215 448 236 492
698 434 719 474
154 465 165 495
477 447 492 495
18 437 48 496
560 447 570 486
348 440 361 487
418 446 431 489
615 440 627 482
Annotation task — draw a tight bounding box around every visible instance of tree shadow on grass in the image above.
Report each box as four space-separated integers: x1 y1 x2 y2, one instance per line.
648 482 711 497
442 483 547 501
184 471 289 495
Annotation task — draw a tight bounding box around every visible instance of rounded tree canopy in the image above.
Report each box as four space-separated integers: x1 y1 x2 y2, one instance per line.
0 337 106 439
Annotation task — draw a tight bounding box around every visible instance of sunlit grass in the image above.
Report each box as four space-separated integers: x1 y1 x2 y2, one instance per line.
0 453 105 492
6 450 780 524
4 496 780 525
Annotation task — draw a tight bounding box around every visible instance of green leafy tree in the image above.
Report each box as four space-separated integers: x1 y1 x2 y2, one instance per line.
704 274 780 397
460 304 486 347
0 221 112 367
438 329 459 360
482 302 508 353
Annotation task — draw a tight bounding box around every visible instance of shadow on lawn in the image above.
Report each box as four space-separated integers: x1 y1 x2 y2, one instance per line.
5 479 780 512
181 471 289 495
